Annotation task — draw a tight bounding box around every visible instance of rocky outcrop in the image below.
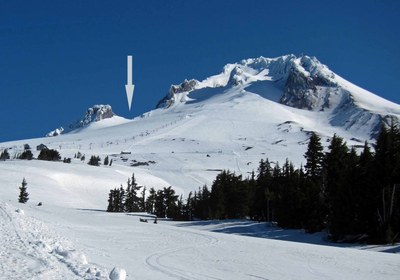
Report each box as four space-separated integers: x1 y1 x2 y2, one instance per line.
156 79 198 108
280 56 337 111
46 105 115 137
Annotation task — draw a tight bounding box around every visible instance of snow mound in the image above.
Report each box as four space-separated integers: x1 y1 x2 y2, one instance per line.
54 246 88 265
109 267 127 280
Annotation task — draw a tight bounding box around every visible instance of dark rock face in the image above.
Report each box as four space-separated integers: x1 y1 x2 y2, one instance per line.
75 105 114 128
156 79 198 108
170 79 198 94
280 57 337 111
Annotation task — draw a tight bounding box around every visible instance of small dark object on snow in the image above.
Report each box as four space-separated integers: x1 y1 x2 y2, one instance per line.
139 218 148 223
154 217 158 224
37 202 42 206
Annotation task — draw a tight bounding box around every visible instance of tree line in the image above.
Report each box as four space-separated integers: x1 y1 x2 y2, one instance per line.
184 123 400 244
106 173 181 219
106 122 399 244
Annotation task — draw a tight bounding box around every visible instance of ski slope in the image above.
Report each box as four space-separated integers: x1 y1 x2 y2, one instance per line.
0 159 399 279
1 200 399 280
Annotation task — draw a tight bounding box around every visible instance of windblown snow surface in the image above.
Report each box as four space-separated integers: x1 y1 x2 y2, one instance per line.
1 55 400 279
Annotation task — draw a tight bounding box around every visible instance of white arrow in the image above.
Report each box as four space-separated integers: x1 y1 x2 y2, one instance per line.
125 55 135 111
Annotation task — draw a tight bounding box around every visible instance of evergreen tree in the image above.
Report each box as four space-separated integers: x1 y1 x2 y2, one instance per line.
104 156 109 166
200 185 211 219
0 149 10 161
124 178 134 212
146 187 157 214
117 186 126 212
124 173 141 212
325 134 351 240
253 159 273 221
107 188 117 212
185 191 194 220
154 189 165 217
163 186 179 218
139 187 146 212
304 132 324 179
357 141 376 236
210 170 248 219
302 132 325 232
275 159 303 228
18 178 29 203
210 171 228 219
88 155 101 166
19 150 33 160
373 121 400 243
38 149 60 161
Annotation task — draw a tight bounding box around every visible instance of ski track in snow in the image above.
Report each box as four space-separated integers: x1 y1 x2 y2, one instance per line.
1 202 400 280
144 228 221 280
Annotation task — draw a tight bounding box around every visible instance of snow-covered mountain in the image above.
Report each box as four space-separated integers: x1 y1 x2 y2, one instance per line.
157 54 399 139
2 54 400 195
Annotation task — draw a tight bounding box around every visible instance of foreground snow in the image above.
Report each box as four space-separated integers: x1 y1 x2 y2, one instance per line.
0 155 399 279
0 200 399 280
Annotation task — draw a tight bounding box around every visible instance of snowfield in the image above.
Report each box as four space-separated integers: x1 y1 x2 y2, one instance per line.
1 200 399 280
0 160 399 279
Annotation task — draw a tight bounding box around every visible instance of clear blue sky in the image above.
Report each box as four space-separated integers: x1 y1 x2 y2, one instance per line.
1 0 399 142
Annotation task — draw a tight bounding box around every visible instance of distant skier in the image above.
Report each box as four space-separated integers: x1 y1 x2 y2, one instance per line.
154 217 157 224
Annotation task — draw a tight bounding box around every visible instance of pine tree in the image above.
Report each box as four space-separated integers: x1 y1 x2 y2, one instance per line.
104 156 109 166
38 149 61 161
154 189 165 217
139 187 146 212
325 134 350 240
124 178 134 212
210 171 227 219
373 120 400 243
254 159 273 222
88 155 101 166
19 150 33 160
302 132 325 232
0 149 10 161
18 178 29 203
107 189 115 212
146 187 157 214
124 173 141 212
117 186 126 212
275 159 303 228
304 132 324 179
163 186 179 218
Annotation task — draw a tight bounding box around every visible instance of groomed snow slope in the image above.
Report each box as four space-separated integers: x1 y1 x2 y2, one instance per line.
1 200 399 280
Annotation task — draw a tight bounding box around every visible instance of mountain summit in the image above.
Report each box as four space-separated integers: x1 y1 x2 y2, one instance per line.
157 54 400 138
